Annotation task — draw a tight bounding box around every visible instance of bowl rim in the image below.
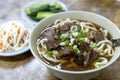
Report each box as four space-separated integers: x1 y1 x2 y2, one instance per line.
30 11 120 74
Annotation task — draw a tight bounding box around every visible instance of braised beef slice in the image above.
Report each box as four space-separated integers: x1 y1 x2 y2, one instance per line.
38 28 51 39
87 31 94 40
58 22 81 34
39 27 60 50
59 46 74 55
59 23 71 31
74 53 84 66
84 49 99 67
46 39 60 50
58 47 74 60
79 42 89 52
59 55 74 60
76 42 99 67
94 30 104 42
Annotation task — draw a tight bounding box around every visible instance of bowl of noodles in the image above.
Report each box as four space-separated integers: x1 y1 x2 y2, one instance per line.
29 11 120 80
0 21 30 56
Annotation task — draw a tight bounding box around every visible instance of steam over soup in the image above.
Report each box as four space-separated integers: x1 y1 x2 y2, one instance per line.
37 19 114 71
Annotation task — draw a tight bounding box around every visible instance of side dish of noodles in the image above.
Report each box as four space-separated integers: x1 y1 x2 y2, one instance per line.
37 18 114 71
0 21 29 52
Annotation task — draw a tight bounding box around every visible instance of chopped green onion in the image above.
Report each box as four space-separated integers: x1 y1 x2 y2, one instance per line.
95 64 101 68
65 40 69 46
72 32 78 37
59 40 69 46
96 58 103 62
70 38 74 43
77 30 86 42
59 42 66 46
54 35 59 39
52 50 58 55
73 48 79 55
78 42 80 45
45 51 53 55
70 25 78 31
69 42 73 46
91 42 97 48
60 35 65 41
81 30 86 37
78 38 85 42
78 30 86 38
73 45 77 49
55 29 59 33
73 45 79 55
60 33 69 41
83 52 88 56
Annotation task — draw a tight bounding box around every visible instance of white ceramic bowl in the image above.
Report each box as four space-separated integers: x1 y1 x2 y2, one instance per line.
29 11 120 80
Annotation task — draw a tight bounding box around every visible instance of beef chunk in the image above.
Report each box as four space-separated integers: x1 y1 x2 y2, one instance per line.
75 44 99 67
84 49 99 67
58 47 74 60
60 46 74 55
59 23 71 31
38 28 51 39
58 22 80 34
94 30 104 42
58 55 74 60
58 23 71 34
38 27 60 50
74 53 84 66
46 39 60 50
79 42 90 52
87 31 94 40
59 46 75 60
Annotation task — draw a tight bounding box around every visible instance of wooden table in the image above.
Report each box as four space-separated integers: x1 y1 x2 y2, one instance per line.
0 0 120 80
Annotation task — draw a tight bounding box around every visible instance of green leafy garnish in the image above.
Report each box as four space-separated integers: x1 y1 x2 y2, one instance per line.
65 40 69 46
45 51 53 56
83 52 88 56
69 42 73 46
91 42 97 48
72 32 78 37
60 35 65 41
54 35 59 39
78 30 86 38
74 48 79 55
78 38 85 42
55 29 59 33
60 33 69 41
78 30 86 42
73 45 79 55
71 25 78 31
59 40 69 46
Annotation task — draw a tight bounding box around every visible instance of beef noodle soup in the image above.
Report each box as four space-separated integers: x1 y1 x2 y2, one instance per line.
36 19 114 71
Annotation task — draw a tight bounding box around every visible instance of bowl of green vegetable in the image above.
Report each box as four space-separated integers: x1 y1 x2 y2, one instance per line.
21 0 67 26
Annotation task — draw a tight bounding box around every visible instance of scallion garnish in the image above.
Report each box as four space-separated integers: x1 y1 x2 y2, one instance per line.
83 52 88 56
90 42 97 48
59 40 69 46
73 45 79 54
45 51 53 56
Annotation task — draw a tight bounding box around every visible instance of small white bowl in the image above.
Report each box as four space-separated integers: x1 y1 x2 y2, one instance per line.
29 11 120 80
21 0 68 27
